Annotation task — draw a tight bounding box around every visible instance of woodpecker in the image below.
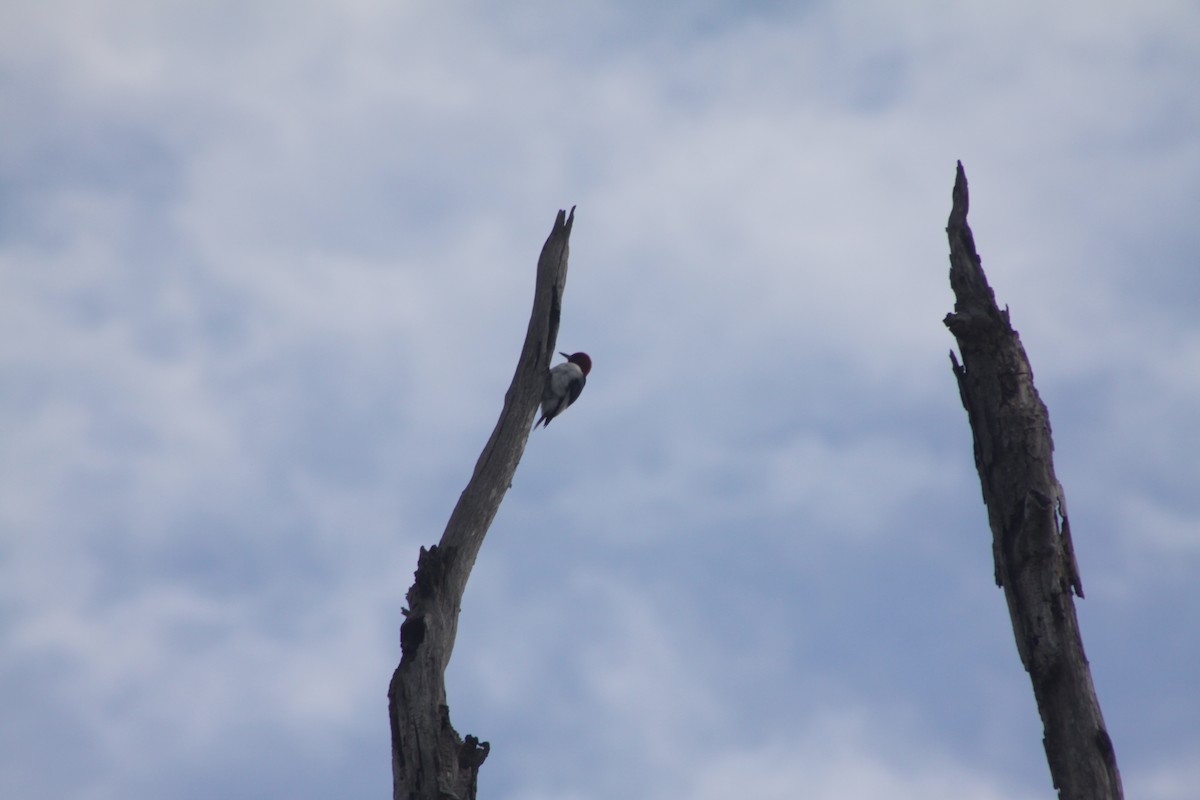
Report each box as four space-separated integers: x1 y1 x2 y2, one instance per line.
536 351 592 428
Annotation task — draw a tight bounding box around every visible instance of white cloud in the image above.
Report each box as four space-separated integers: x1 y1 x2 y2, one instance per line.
456 564 1042 800
3 2 1198 798
1130 750 1200 800
687 711 1040 800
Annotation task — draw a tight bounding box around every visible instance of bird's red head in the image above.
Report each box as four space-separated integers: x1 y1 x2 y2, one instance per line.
560 351 592 376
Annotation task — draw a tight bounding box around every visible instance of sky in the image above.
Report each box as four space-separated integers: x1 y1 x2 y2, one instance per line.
2 1 1199 798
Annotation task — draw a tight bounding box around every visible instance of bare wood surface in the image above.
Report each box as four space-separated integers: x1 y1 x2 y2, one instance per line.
943 162 1121 800
387 208 575 800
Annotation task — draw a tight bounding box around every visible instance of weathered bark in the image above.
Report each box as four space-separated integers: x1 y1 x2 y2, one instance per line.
388 208 575 800
943 163 1122 800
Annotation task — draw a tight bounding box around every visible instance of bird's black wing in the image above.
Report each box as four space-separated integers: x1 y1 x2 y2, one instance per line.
565 374 586 407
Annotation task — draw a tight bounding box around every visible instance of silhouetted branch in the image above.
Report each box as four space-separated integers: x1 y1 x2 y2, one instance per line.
943 162 1120 800
388 208 576 800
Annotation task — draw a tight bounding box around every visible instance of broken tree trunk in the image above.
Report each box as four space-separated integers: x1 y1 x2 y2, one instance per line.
387 208 575 800
943 162 1122 800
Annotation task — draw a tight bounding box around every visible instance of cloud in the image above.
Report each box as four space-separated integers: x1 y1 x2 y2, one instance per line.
3 1 1199 799
686 711 1040 800
1129 750 1200 800
453 565 1040 800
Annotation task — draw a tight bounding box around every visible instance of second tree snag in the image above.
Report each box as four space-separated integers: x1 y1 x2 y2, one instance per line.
943 163 1122 800
387 208 576 800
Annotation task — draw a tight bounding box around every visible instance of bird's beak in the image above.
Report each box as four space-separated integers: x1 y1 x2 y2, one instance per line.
559 351 569 359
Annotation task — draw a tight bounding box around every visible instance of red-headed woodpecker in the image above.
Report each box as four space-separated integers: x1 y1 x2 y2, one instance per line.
536 351 592 428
